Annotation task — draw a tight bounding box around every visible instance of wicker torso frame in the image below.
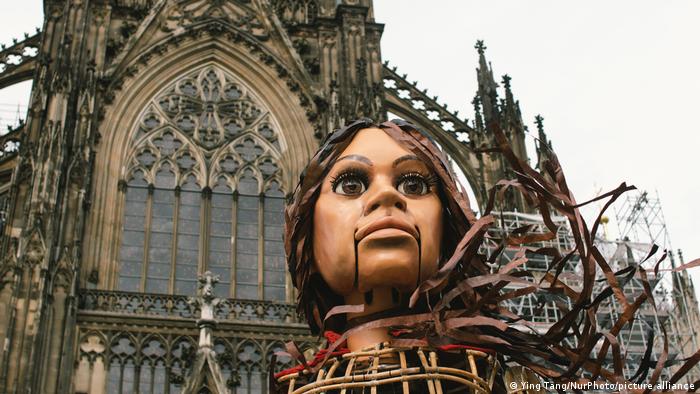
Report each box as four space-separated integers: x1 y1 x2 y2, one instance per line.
277 343 500 394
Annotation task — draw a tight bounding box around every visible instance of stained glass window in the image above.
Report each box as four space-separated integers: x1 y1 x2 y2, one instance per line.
117 66 286 299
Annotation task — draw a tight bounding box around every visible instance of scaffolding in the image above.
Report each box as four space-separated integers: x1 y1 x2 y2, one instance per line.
488 190 700 384
612 190 700 383
484 212 581 348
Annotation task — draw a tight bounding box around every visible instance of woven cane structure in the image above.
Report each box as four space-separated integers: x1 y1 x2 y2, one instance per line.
277 343 500 394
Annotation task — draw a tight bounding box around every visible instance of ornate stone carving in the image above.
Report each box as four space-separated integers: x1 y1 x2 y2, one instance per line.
154 0 268 40
0 238 19 289
78 332 106 363
53 246 76 292
22 220 46 268
0 30 40 90
78 289 302 324
123 65 284 191
381 61 472 141
272 0 319 27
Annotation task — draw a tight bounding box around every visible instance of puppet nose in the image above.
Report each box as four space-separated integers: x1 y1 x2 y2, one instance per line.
364 180 407 215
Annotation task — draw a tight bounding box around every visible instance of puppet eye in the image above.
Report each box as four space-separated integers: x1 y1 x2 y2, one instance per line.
331 171 368 196
396 173 430 196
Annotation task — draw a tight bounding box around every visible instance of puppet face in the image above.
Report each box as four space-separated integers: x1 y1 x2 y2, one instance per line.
312 128 443 296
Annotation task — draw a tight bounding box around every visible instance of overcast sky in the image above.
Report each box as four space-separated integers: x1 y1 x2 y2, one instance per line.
373 2 699 269
1 2 698 290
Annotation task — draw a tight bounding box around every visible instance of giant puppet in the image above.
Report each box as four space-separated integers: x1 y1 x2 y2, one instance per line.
272 118 697 393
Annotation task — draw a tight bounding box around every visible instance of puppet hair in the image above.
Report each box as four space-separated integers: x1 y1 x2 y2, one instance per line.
284 118 486 333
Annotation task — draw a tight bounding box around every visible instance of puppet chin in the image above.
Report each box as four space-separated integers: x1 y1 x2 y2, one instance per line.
356 236 420 293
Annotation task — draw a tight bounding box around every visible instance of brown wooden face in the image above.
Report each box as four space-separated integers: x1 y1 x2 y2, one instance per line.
312 128 443 295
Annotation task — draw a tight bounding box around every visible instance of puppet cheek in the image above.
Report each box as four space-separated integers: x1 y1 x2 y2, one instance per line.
416 200 443 282
312 194 359 296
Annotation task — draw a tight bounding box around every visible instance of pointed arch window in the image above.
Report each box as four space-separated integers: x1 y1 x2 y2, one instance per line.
116 65 287 301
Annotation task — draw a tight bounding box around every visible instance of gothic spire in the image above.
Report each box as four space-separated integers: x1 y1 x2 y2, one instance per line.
474 40 499 123
500 74 522 130
534 114 554 171
501 74 516 112
535 114 549 148
502 74 512 101
472 41 528 212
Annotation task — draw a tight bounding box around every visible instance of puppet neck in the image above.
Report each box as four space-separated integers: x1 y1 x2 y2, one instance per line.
344 287 401 352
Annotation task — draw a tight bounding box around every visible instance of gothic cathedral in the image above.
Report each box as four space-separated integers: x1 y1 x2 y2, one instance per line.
0 0 573 393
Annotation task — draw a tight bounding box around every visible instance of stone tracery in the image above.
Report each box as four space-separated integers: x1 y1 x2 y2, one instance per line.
118 65 286 300
73 326 300 394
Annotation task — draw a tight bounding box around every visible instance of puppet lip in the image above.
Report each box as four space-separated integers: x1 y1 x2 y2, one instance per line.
355 216 419 241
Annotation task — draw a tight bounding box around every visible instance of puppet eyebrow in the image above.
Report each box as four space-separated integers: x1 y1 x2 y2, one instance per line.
336 154 373 166
392 154 422 167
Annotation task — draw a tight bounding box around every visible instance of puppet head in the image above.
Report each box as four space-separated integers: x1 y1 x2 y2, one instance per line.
285 119 479 333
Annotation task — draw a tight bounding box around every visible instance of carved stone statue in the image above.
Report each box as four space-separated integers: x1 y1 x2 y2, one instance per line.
200 271 220 320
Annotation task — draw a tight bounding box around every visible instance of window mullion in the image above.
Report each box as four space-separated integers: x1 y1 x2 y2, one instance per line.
141 185 155 293
149 363 155 394
133 363 141 394
164 365 171 394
